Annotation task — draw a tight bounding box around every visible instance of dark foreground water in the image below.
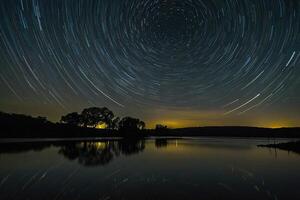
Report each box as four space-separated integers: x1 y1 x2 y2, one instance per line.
0 138 300 200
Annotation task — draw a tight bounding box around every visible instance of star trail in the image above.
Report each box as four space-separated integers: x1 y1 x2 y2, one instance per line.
0 0 299 128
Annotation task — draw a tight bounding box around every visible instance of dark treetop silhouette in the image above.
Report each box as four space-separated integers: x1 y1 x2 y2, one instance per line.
118 117 145 136
81 107 114 128
60 112 82 127
60 107 144 131
60 107 115 128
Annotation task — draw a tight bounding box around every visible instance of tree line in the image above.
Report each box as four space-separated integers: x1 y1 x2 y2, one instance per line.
60 107 145 133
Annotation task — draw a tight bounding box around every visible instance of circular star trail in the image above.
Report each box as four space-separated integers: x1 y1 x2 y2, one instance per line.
0 0 299 124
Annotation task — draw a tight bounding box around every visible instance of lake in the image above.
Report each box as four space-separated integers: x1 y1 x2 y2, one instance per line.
0 138 299 200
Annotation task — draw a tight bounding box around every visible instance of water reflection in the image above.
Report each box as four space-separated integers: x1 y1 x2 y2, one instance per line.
155 138 168 148
58 142 114 166
0 139 145 167
0 138 300 200
0 142 51 153
59 140 145 166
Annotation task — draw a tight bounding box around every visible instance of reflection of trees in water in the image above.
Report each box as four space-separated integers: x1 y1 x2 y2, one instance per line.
0 140 145 167
58 142 114 166
117 139 145 155
155 138 168 148
58 139 145 166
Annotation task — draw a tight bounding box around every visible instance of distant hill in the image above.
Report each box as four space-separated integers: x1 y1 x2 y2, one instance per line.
151 126 300 138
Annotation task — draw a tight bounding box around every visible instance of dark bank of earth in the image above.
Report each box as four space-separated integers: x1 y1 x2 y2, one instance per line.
258 141 300 154
1 111 300 138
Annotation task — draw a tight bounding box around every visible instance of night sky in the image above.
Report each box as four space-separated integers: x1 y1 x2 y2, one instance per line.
0 0 299 128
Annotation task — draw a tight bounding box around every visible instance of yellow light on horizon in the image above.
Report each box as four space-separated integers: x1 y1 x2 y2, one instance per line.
267 123 287 129
263 120 292 129
149 119 201 128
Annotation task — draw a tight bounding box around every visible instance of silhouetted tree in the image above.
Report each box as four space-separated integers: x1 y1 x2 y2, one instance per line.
109 117 120 130
60 112 82 126
81 107 114 128
37 116 48 124
119 116 145 134
155 124 168 134
138 120 145 130
155 124 168 130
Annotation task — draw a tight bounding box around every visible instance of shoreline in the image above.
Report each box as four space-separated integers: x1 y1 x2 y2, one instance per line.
0 136 297 144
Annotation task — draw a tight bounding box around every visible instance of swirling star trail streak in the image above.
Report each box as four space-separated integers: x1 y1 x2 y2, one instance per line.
0 0 299 128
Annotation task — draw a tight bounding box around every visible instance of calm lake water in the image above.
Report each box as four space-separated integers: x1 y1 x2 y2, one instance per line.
0 138 299 200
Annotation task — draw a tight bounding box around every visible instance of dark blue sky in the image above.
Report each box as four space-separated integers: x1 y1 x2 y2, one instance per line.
0 0 299 128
